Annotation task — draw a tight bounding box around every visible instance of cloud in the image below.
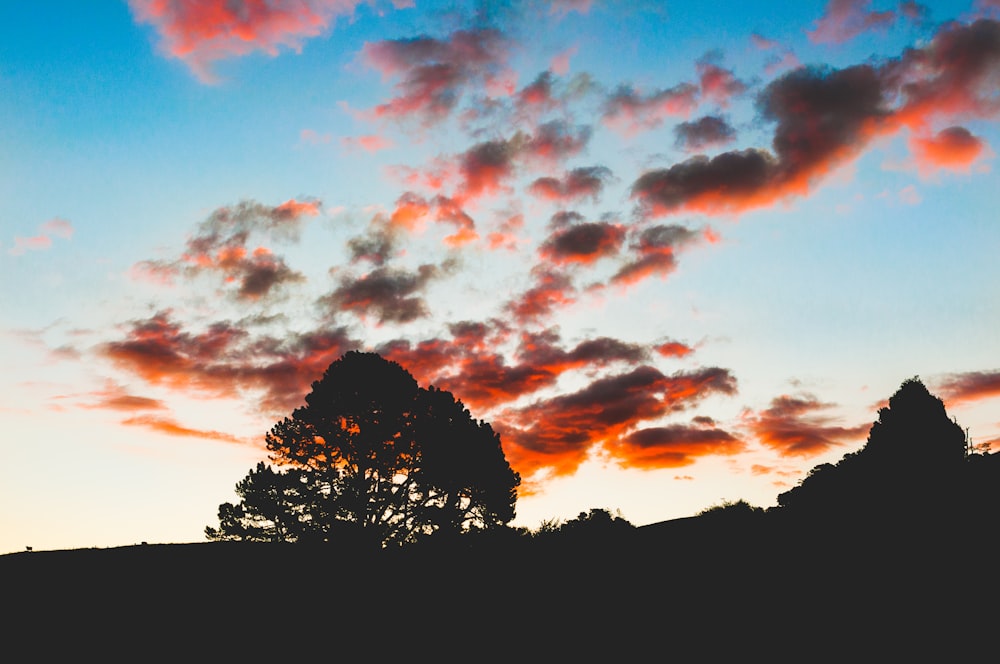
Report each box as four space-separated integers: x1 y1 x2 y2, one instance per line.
807 0 897 44
539 220 626 265
745 394 870 457
549 0 593 18
347 216 400 265
634 64 887 217
499 365 738 477
133 199 317 300
602 82 699 135
887 18 1000 129
375 325 648 414
528 166 614 203
696 59 747 108
515 71 561 117
8 217 74 256
909 126 988 175
610 224 698 287
549 46 577 75
674 115 737 152
319 264 443 324
934 370 1000 406
505 268 577 324
79 382 167 412
362 28 511 125
655 340 695 358
610 423 744 469
121 414 247 444
341 134 394 152
633 19 1000 218
101 311 360 413
128 0 364 82
520 119 592 166
456 137 520 201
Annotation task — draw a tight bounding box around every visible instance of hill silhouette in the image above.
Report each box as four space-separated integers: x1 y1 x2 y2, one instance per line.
3 378 997 658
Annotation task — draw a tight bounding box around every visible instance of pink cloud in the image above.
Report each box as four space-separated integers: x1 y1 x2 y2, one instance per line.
361 28 510 126
8 217 74 256
807 0 897 45
550 46 577 75
129 0 365 83
342 134 394 152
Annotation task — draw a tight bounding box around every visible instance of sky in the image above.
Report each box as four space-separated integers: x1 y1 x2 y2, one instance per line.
2 0 1000 554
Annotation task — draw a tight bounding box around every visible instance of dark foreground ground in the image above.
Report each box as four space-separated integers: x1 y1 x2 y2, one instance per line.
3 515 996 660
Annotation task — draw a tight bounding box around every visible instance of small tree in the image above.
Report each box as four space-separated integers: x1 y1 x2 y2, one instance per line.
208 351 521 547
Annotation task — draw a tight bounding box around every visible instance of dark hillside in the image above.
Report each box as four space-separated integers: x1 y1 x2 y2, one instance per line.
3 514 995 660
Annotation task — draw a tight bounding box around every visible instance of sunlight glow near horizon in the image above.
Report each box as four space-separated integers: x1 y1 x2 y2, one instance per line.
2 0 999 554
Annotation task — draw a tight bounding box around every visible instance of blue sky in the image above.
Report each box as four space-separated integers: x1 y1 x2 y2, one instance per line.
2 0 999 553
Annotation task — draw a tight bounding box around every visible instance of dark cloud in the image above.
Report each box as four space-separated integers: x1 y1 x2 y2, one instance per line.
634 19 1000 218
611 424 743 468
102 311 359 414
934 370 1000 406
520 119 592 164
632 64 885 216
611 224 698 286
746 394 870 457
362 28 511 125
133 199 317 300
499 365 738 477
602 82 699 134
504 268 577 323
457 138 520 200
348 216 399 266
674 115 738 152
321 264 441 324
807 0 897 44
539 221 625 265
528 166 614 203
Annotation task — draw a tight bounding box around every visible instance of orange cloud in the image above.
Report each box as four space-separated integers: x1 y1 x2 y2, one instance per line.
102 311 360 414
499 365 738 477
610 424 744 469
745 394 870 457
934 370 1000 406
122 414 247 444
504 268 577 324
909 126 988 174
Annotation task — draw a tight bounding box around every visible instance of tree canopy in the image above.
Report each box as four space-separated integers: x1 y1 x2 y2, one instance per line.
776 377 972 521
207 351 521 547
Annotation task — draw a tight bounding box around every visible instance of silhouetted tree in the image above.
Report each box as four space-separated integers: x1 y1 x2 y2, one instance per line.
207 351 520 547
777 377 970 524
697 499 765 521
531 508 635 546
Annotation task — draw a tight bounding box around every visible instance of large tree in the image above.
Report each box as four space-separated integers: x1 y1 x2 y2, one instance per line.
207 351 521 547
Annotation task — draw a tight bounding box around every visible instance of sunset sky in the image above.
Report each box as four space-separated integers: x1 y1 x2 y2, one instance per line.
3 0 1000 554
